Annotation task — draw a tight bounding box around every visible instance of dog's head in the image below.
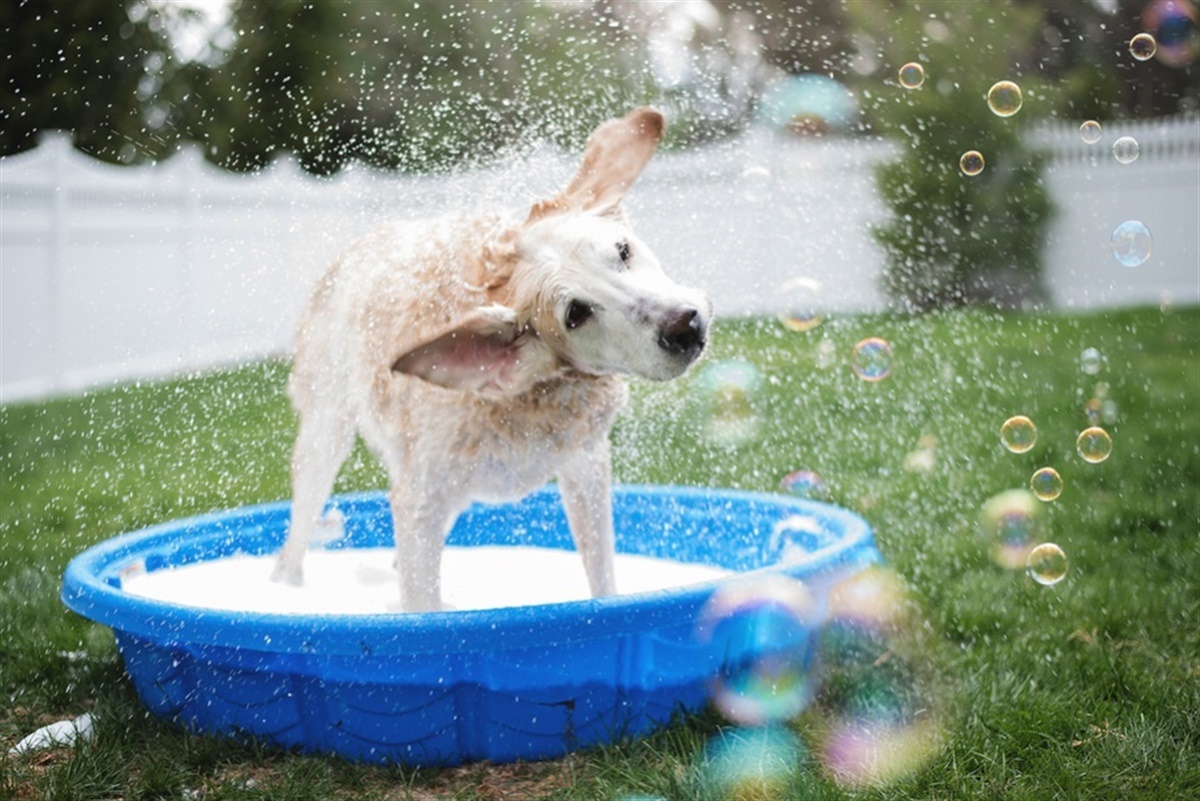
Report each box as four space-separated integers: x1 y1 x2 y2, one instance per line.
392 107 711 396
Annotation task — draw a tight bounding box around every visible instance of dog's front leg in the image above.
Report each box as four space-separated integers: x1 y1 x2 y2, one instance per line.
558 440 617 598
389 486 461 613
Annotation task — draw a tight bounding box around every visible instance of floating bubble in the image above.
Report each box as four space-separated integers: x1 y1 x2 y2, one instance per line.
898 62 925 89
1102 399 1119 425
959 150 985 176
700 726 804 801
776 277 825 333
1112 136 1140 164
979 489 1043 569
1143 0 1200 68
692 360 762 447
1026 543 1068 586
852 337 893 381
1080 347 1104 375
826 566 913 632
698 575 819 726
1030 467 1063 502
986 80 1023 117
1111 220 1152 267
1000 415 1038 454
779 469 826 500
739 165 772 203
1076 427 1113 463
1084 398 1103 426
1130 32 1158 60
1079 120 1102 144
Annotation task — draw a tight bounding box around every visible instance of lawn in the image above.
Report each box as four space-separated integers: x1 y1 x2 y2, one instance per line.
2 306 1198 800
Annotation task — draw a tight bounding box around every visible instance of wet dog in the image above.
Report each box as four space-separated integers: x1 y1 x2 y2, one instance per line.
274 108 711 611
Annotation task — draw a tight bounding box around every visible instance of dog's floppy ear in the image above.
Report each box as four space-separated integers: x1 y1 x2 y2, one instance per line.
391 304 548 395
528 107 664 222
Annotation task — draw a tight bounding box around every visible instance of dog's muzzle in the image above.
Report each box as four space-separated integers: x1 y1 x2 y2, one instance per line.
657 307 707 361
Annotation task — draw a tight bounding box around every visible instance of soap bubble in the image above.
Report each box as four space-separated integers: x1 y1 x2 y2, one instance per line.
979 489 1043 569
779 469 827 500
1111 220 1152 267
1030 467 1063 502
1084 398 1103 426
986 80 1023 117
700 726 804 801
693 360 762 447
1026 543 1068 586
959 150 985 176
1080 347 1104 375
852 338 893 382
1112 136 1140 164
1079 120 1102 144
698 575 819 726
1076 427 1113 463
1102 399 1119 425
776 277 825 333
898 62 926 89
1000 415 1038 453
808 568 944 788
1130 32 1158 60
740 165 772 203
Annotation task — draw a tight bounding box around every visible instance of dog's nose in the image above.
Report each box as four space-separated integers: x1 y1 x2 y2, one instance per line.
657 307 706 358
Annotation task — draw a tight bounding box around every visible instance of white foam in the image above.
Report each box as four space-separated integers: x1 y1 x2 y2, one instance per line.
122 547 731 615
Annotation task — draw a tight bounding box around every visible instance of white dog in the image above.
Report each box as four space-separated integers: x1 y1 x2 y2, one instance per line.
273 108 711 612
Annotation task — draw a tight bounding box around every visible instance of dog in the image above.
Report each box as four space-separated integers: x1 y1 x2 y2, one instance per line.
273 107 712 612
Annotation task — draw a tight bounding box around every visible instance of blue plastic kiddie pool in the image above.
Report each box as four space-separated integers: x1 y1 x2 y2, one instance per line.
62 485 880 765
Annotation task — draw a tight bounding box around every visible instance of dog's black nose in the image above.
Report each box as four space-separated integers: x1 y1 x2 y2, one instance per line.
657 307 706 357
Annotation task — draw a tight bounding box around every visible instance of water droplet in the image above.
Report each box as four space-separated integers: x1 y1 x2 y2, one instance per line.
1076 427 1113 463
986 80 1023 117
959 150 985 176
776 277 825 332
1030 467 1063 501
1112 136 1140 164
1129 32 1158 61
1000 415 1038 453
1110 220 1152 267
1026 543 1068 586
1079 120 1102 144
898 62 926 89
852 338 893 382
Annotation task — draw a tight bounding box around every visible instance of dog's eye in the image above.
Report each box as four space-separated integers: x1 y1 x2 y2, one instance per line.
616 241 631 266
565 300 594 330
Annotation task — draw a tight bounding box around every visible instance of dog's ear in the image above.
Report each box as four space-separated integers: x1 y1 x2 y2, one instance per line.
391 304 550 394
528 107 664 222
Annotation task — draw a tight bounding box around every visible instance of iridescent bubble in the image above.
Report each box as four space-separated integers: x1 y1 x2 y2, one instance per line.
852 338 893 381
979 489 1043 570
692 360 762 447
1000 415 1038 454
1080 347 1103 375
1079 120 1102 144
1084 398 1103 426
825 566 913 632
1112 135 1140 164
986 80 1023 117
1030 467 1063 502
1111 220 1152 267
740 165 772 203
776 277 825 333
698 575 819 726
1130 32 1158 60
1026 542 1068 586
1102 399 1119 425
959 150 985 176
1077 427 1113 463
779 469 826 500
700 726 804 801
898 62 926 89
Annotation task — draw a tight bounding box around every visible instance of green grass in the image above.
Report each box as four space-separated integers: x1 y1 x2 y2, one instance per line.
2 306 1198 799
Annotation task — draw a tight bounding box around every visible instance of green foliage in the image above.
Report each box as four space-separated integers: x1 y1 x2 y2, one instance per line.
847 1 1056 311
2 306 1199 798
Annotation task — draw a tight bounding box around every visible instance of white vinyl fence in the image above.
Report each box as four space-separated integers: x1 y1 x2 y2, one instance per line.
2 117 1197 403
